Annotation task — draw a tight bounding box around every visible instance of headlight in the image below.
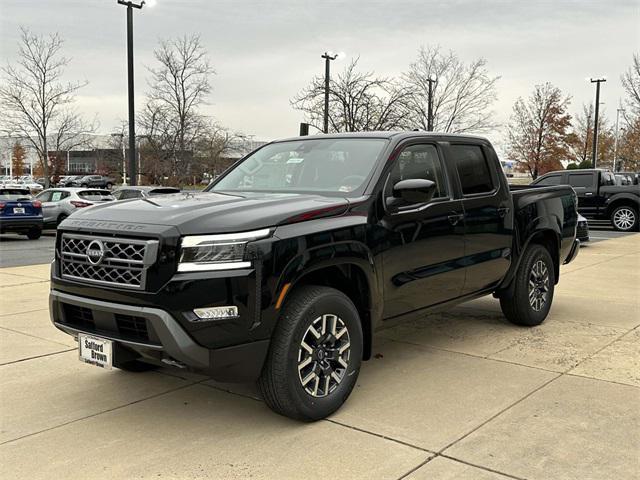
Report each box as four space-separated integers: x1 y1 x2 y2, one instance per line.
177 228 271 272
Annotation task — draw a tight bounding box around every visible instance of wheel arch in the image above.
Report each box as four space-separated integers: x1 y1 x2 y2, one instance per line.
605 196 639 217
278 260 378 361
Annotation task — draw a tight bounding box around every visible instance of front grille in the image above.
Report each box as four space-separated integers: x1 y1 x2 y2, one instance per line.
60 234 158 290
115 314 149 341
64 304 95 329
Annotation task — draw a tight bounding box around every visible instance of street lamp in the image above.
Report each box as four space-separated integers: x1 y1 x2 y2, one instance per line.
321 52 344 134
426 76 437 131
117 0 149 185
110 133 127 185
589 77 606 168
613 107 625 172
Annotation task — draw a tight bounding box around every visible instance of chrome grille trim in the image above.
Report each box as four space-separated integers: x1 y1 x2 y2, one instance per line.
60 233 159 290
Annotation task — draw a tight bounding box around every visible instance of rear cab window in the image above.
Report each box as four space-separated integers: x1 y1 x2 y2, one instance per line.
535 175 562 186
450 144 495 195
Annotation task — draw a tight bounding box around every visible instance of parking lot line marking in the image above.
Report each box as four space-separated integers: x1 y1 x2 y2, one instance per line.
0 348 76 367
0 382 198 447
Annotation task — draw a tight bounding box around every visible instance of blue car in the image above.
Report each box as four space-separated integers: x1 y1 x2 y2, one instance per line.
0 187 44 239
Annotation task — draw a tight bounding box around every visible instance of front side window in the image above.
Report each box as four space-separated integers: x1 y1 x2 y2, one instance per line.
386 144 448 199
451 145 494 195
568 173 593 188
35 191 53 202
209 138 388 196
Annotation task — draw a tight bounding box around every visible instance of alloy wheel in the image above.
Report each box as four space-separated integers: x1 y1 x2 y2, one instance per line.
297 314 351 398
613 208 636 231
528 259 550 312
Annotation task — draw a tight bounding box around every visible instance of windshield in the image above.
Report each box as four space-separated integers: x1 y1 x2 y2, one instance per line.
209 138 388 196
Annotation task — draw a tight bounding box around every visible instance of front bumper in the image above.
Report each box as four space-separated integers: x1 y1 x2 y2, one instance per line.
49 289 270 382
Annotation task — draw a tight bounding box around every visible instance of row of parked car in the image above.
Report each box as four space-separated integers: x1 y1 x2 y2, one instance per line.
0 185 180 240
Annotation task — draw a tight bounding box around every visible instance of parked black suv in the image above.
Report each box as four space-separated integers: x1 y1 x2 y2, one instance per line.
50 132 579 420
71 175 116 189
532 168 640 231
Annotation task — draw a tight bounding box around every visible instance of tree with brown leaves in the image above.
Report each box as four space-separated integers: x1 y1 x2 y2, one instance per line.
506 83 572 179
11 142 27 178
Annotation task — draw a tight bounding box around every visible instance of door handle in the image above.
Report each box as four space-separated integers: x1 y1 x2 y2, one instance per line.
448 212 464 226
497 206 510 218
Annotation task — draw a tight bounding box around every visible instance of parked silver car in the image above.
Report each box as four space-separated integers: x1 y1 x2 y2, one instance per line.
35 188 115 227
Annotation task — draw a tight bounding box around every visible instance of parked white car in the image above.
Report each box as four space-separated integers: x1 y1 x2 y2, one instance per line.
35 188 115 227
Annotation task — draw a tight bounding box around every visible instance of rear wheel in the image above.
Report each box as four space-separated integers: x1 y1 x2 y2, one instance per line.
500 244 555 326
25 227 42 240
610 205 638 232
106 182 113 189
258 285 363 421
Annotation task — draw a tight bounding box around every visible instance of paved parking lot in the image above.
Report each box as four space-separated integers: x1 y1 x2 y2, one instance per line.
0 233 638 479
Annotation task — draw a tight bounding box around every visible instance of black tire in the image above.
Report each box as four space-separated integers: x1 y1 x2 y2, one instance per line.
610 205 638 232
81 183 88 188
258 285 363 421
56 214 68 226
500 244 555 327
26 227 42 240
106 182 113 189
114 359 158 372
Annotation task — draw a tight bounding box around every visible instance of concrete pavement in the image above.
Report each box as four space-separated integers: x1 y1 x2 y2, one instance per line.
0 235 638 479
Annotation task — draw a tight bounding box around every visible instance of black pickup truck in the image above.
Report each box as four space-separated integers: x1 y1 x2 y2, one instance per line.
50 132 579 421
532 168 640 231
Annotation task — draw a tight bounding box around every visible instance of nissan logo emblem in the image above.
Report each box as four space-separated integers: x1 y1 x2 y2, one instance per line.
86 240 105 265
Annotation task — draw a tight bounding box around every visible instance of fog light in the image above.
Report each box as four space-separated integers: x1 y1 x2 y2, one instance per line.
192 306 238 321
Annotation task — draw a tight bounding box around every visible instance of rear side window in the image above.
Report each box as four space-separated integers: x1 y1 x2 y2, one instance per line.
50 191 69 202
568 173 593 188
451 145 494 195
535 175 562 186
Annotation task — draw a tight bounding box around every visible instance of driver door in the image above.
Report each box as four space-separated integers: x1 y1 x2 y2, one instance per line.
380 143 466 319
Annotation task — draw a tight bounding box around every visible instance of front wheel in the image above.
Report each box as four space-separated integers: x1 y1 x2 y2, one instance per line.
500 244 555 326
258 285 363 421
610 206 638 232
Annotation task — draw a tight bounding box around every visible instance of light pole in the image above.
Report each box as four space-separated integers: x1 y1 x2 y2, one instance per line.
613 107 625 172
111 133 127 185
321 52 340 134
117 0 147 185
590 77 606 168
426 77 436 131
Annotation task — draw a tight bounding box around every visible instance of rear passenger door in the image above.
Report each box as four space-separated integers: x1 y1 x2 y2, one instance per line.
449 143 512 295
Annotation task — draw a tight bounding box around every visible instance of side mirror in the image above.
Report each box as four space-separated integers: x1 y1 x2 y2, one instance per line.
392 179 437 204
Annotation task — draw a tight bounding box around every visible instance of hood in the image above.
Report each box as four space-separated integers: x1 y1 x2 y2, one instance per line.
69 191 350 234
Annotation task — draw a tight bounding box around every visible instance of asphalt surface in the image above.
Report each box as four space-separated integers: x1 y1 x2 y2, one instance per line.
0 223 636 268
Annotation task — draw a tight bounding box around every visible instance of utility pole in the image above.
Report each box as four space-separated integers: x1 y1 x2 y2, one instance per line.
117 0 146 185
613 107 625 172
321 52 339 134
426 77 436 131
590 77 606 168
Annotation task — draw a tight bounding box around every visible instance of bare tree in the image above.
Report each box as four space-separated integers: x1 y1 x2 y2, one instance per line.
400 46 500 133
621 53 640 117
0 28 91 186
145 34 214 178
506 83 572 179
291 58 412 133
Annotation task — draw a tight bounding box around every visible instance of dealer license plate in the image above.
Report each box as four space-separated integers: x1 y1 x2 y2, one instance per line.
78 333 112 369
13 207 25 214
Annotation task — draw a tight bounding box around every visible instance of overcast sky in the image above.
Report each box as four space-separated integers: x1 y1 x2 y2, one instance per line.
1 0 638 147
